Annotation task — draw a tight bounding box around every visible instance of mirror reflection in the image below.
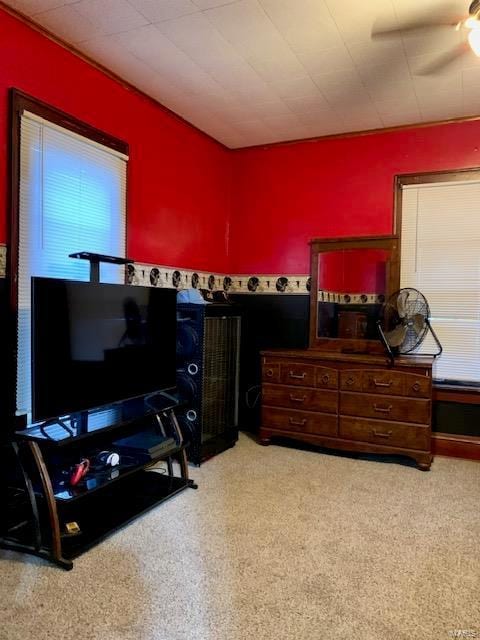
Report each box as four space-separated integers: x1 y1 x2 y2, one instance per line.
317 249 390 340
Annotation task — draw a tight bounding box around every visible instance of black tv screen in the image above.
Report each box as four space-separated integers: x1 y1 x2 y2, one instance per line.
32 277 177 422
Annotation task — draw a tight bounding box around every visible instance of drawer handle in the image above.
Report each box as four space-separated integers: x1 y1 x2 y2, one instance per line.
289 394 306 403
346 377 355 386
289 418 306 426
412 382 421 392
321 374 330 384
266 368 274 378
373 404 392 414
372 429 393 439
373 378 392 388
289 371 306 380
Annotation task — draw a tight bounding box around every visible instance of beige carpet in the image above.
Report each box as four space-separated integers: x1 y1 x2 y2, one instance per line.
1 433 479 640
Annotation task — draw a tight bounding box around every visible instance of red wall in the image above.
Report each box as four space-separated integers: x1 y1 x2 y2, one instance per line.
230 122 480 274
4 8 480 278
0 8 232 272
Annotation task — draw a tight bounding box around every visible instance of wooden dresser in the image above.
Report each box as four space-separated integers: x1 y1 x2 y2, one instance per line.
260 349 434 470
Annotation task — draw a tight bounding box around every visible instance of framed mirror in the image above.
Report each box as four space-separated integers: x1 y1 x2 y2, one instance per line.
309 236 400 352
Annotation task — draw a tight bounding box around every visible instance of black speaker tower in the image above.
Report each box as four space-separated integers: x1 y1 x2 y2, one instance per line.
176 303 241 465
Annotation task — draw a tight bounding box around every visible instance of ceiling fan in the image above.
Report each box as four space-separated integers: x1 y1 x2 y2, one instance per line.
372 0 480 74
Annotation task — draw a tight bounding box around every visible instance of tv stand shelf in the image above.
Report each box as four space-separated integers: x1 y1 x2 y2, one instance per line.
61 472 189 560
15 392 181 445
51 443 186 502
1 397 197 570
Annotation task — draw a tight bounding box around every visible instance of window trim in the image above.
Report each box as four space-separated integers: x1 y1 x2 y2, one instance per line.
8 88 129 428
393 167 480 402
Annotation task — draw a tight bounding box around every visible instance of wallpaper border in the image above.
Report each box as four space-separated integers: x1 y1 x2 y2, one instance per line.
0 247 380 302
0 245 5 278
127 261 310 295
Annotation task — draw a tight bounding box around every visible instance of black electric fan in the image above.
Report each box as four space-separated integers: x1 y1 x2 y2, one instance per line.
377 288 442 364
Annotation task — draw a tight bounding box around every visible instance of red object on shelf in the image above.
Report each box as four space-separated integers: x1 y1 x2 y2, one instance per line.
70 459 90 486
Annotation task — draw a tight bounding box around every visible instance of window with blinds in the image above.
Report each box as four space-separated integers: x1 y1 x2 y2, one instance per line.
400 179 480 384
17 110 128 419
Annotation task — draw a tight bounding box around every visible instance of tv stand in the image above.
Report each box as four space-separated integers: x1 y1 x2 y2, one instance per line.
1 397 197 570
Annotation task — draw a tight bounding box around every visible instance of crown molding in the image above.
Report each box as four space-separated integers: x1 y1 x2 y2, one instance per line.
231 112 480 152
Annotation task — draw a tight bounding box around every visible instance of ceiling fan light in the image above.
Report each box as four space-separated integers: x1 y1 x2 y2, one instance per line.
468 28 480 55
465 16 480 29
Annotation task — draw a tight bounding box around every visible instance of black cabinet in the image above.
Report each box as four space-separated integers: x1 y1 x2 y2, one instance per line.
229 294 309 432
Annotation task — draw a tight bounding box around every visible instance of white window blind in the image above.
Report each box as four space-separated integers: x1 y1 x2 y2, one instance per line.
400 180 480 383
17 110 128 419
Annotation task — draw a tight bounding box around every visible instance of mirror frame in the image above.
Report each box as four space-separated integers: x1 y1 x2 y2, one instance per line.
309 235 400 352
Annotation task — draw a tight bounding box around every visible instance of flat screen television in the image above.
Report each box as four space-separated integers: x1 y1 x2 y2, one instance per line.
32 277 177 422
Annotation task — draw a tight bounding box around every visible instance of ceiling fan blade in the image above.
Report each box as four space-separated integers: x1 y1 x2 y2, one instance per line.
415 42 470 75
372 3 464 41
372 20 460 40
412 313 426 335
384 324 408 348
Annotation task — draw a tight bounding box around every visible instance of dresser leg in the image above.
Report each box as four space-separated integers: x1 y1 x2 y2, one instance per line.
415 454 433 471
417 462 431 471
258 431 271 446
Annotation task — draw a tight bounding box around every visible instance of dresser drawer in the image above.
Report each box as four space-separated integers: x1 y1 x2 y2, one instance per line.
280 363 315 387
315 366 338 389
403 373 431 399
362 370 404 396
262 363 280 383
340 370 362 392
340 392 430 425
362 369 430 398
263 384 337 414
262 407 337 437
339 417 430 450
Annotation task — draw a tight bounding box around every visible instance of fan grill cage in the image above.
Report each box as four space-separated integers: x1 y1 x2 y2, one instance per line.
381 288 430 354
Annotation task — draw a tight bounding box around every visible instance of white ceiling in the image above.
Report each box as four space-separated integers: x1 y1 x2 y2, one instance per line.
6 0 480 148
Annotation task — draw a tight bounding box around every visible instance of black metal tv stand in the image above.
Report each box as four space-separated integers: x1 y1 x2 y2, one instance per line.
1 395 197 570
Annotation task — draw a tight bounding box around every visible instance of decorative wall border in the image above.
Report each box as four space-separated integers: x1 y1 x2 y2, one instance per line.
0 245 6 278
128 261 383 302
318 290 385 305
0 248 381 302
127 262 311 295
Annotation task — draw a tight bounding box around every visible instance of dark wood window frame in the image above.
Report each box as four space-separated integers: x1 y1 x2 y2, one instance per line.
394 167 480 408
8 88 129 427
